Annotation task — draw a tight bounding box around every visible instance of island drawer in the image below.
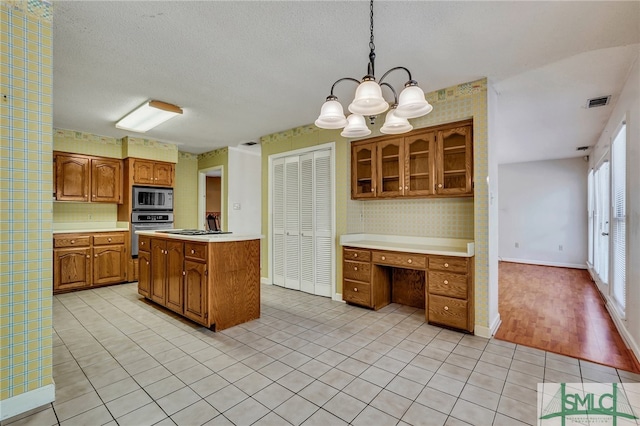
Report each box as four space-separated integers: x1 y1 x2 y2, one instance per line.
428 256 468 274
372 251 426 269
93 233 125 246
138 236 151 251
54 235 91 248
343 260 371 282
185 242 207 260
428 294 468 330
428 271 467 299
343 248 371 262
343 279 371 307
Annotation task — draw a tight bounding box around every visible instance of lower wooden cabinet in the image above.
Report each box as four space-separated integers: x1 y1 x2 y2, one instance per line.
184 259 207 324
138 249 151 298
427 255 474 333
53 231 127 293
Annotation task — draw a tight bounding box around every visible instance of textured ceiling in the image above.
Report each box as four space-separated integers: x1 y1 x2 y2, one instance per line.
53 1 640 162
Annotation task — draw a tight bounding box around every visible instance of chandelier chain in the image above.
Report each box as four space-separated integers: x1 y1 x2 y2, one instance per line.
369 0 375 52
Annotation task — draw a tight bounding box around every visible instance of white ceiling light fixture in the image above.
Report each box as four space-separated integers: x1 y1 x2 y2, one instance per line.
315 0 432 137
116 100 183 133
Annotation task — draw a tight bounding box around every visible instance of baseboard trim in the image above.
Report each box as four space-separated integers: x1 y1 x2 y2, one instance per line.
604 297 640 368
474 314 501 339
333 293 344 303
499 258 587 270
260 277 272 285
0 383 55 421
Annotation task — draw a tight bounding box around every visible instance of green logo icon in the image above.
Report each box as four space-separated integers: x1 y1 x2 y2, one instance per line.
540 383 638 426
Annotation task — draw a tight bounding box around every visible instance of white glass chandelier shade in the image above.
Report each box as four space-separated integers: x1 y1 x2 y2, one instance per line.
340 114 372 138
380 107 413 135
314 99 348 129
348 80 389 116
116 100 183 133
394 85 433 119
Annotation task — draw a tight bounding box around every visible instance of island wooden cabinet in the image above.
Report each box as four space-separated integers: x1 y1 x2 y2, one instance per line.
54 152 122 203
138 235 260 330
130 159 175 187
351 119 473 199
54 231 127 293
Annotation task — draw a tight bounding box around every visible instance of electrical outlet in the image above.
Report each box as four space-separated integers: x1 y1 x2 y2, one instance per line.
559 245 563 251
88 214 92 220
233 203 241 210
515 242 519 248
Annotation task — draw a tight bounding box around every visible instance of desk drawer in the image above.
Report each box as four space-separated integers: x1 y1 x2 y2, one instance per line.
428 294 468 330
343 279 371 307
185 242 207 261
372 251 426 269
428 271 467 299
344 248 371 262
54 235 91 248
93 233 125 246
343 260 371 282
428 256 468 274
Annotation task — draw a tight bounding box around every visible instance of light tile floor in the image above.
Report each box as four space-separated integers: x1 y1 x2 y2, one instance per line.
4 283 640 426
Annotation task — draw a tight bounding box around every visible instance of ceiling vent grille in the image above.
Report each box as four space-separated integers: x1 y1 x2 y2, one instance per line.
242 141 258 146
576 146 590 151
587 96 611 108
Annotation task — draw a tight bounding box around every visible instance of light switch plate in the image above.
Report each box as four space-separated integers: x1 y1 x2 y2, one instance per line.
233 203 241 210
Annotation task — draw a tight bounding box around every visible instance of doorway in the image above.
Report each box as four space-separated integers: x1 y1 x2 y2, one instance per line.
198 166 224 231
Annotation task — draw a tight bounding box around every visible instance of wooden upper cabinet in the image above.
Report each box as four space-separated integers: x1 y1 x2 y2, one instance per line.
91 158 122 203
55 154 90 202
350 119 473 199
436 125 473 195
351 142 376 199
405 131 435 197
132 159 174 187
54 152 123 203
377 138 404 198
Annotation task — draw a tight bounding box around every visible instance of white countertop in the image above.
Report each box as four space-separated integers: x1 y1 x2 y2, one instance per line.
53 222 129 234
340 234 474 257
137 229 263 243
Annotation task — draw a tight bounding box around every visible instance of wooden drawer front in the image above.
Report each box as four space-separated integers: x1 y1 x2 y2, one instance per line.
372 251 426 269
428 256 468 274
54 235 91 248
343 279 371 307
343 260 371 282
138 236 151 251
93 233 125 245
428 271 467 299
344 248 371 262
428 294 468 330
185 242 207 260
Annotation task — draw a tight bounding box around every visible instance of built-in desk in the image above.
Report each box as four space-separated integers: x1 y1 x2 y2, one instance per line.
339 234 475 333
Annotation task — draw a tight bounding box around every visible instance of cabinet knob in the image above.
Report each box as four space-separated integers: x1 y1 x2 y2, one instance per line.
444 263 449 268
191 249 195 254
182 271 186 276
354 266 358 271
371 189 374 192
354 253 358 258
399 186 403 191
444 280 449 285
108 238 112 242
444 306 449 311
86 255 90 259
92 194 96 198
354 288 358 292
407 259 412 264
71 240 75 244
381 256 386 260
405 186 409 190
94 254 98 258
146 261 149 265
141 242 145 246
438 183 443 188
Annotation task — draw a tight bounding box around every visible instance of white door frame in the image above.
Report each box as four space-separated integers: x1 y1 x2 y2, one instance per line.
267 142 337 300
198 165 225 231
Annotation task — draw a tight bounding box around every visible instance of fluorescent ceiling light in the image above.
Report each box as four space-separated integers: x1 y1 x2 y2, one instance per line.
116 100 183 133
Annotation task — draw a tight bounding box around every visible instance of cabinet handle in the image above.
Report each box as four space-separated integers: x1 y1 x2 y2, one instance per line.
381 256 386 260
438 183 443 188
407 259 412 264
354 253 358 258
444 306 449 311
405 186 409 190
371 188 374 192
71 240 75 244
354 287 358 292
399 186 402 191
444 280 449 285
108 238 112 242
444 263 449 268
146 261 149 265
141 242 145 246
182 271 186 276
191 249 195 254
94 254 98 258
354 266 358 271
86 255 90 259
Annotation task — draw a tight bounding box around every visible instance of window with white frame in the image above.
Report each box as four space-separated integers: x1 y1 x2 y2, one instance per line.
611 123 627 316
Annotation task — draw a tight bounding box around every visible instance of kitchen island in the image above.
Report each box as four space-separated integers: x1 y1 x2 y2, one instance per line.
136 230 262 331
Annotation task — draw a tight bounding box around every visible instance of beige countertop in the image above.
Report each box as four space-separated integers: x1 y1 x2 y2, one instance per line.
53 222 129 234
340 233 474 257
137 229 263 243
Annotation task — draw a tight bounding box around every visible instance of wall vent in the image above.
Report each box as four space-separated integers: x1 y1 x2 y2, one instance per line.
587 96 611 108
576 146 590 151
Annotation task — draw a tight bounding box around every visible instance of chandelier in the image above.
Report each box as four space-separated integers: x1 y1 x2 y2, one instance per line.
314 0 433 137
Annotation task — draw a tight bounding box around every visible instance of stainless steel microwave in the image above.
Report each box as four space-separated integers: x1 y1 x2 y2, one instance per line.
132 186 173 211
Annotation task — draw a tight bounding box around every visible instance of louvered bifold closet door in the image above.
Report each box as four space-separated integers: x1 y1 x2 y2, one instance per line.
272 158 285 286
284 156 301 290
314 150 333 297
300 153 315 294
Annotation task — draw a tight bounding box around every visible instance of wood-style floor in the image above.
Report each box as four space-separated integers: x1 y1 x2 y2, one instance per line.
494 261 640 373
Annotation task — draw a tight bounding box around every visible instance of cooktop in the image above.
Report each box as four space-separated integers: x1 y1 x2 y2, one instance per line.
159 229 232 236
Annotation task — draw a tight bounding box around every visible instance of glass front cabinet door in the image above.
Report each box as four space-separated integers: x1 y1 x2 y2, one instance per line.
351 142 376 199
404 131 435 197
376 138 404 198
436 125 473 195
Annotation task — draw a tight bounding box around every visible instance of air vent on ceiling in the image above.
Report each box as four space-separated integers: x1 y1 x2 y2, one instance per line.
242 141 258 146
576 146 590 151
587 96 611 108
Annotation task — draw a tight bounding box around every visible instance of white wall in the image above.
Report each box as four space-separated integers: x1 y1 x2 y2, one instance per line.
487 80 501 335
499 157 588 268
228 147 262 235
590 52 640 359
